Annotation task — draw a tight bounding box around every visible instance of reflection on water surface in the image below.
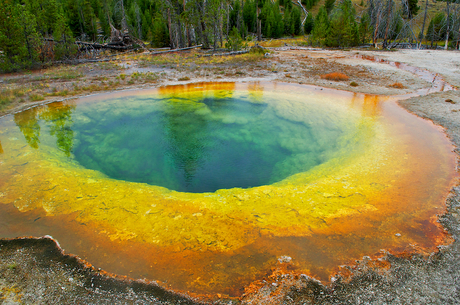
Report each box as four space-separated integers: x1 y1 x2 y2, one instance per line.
0 82 456 297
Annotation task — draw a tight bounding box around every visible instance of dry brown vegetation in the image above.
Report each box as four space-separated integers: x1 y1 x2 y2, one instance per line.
320 72 350 81
0 49 426 117
389 82 406 89
0 51 268 115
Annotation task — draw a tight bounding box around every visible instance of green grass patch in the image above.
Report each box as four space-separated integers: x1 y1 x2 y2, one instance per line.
30 93 45 101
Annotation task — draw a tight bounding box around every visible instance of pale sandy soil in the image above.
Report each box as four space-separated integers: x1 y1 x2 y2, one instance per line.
1 48 460 304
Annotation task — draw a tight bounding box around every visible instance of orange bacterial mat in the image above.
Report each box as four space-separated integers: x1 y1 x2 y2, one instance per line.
0 82 457 298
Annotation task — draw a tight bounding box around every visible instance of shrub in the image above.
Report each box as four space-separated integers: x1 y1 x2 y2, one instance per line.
389 82 405 89
226 27 245 51
30 93 45 101
320 72 349 81
249 46 266 55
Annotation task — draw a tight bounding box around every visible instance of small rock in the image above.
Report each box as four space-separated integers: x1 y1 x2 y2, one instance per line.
300 274 310 280
278 255 292 263
395 233 401 237
272 282 278 287
445 99 455 104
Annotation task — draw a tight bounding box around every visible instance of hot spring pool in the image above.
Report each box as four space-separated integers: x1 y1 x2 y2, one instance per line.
0 82 456 297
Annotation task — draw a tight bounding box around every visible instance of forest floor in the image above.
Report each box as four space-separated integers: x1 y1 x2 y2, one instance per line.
1 47 460 304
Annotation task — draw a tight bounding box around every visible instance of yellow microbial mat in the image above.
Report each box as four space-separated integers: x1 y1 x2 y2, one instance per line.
0 82 456 297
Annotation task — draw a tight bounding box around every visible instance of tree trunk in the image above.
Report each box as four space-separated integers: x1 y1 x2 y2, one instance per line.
373 8 381 48
183 0 191 47
167 8 175 49
445 0 451 50
78 7 85 36
219 2 223 48
294 0 308 25
383 0 393 48
201 20 209 47
178 19 184 48
197 1 209 48
135 4 141 39
213 20 217 50
120 0 128 34
257 1 261 41
226 2 230 39
401 0 409 18
419 0 428 48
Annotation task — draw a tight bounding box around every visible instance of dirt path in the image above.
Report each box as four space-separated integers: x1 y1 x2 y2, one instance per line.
1 49 460 304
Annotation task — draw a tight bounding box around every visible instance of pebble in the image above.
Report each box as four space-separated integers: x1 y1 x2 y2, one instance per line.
395 233 401 237
277 255 292 263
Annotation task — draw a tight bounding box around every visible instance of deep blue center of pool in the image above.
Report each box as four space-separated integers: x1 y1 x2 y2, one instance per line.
72 96 338 193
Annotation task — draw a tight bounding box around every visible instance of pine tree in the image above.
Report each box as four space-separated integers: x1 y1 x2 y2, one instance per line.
52 13 77 60
225 26 243 50
273 4 284 38
152 14 170 47
302 0 320 10
81 0 98 40
326 0 360 47
311 6 329 45
265 9 274 37
324 0 335 15
284 0 292 11
408 0 419 19
243 0 257 33
65 0 83 38
6 3 40 70
426 12 447 45
304 13 314 34
98 0 112 37
359 12 371 44
290 7 302 35
284 6 291 35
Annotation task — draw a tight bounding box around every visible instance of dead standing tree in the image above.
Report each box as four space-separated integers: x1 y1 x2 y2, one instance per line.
419 0 429 48
292 0 309 26
368 0 419 49
382 0 394 48
446 0 460 49
161 0 185 49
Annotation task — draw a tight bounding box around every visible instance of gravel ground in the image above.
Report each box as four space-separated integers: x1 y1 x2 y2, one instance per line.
1 49 460 304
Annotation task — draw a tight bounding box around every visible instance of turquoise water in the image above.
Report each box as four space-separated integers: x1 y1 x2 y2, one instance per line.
2 83 457 297
69 92 345 193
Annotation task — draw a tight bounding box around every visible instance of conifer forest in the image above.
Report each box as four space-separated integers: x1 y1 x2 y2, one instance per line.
0 0 459 72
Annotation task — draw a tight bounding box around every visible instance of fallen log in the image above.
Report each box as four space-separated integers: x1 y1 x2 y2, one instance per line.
43 38 141 51
75 41 132 51
198 50 249 57
149 44 203 55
